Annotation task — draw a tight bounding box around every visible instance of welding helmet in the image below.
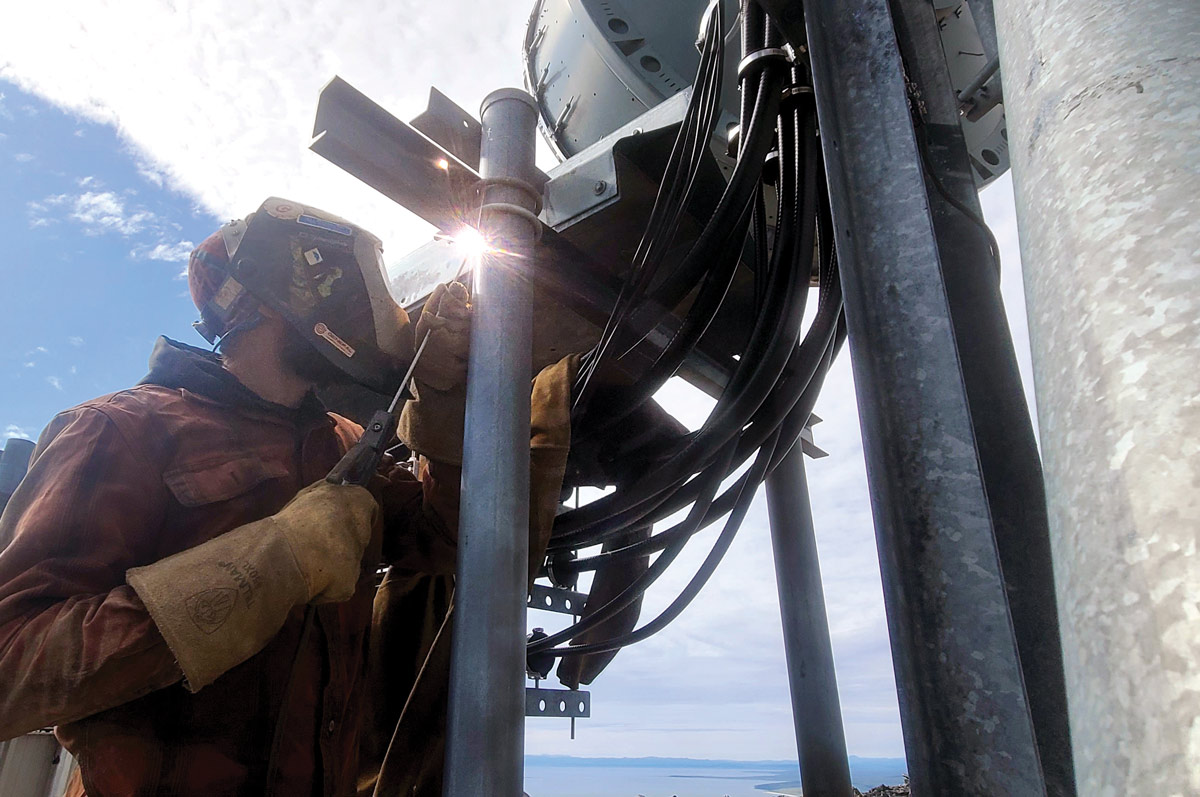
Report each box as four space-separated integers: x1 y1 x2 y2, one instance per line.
189 197 412 394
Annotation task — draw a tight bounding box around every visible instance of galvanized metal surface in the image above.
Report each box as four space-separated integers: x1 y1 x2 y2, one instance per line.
0 734 60 797
443 88 540 797
890 1 1076 790
310 77 479 233
523 0 738 160
525 687 591 719
527 584 588 616
764 448 853 797
799 0 1048 792
993 1 1200 793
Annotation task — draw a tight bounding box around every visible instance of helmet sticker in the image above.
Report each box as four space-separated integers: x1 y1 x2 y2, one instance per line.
263 200 302 220
314 322 356 358
212 277 245 311
297 214 353 236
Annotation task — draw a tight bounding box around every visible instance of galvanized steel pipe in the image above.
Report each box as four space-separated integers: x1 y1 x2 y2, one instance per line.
443 88 539 797
765 447 853 797
994 1 1200 792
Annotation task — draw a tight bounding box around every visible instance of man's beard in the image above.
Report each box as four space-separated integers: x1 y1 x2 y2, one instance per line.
280 325 356 388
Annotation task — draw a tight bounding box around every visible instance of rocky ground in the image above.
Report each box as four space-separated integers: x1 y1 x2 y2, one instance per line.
854 785 910 796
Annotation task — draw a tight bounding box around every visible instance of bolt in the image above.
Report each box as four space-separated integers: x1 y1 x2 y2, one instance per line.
593 180 607 195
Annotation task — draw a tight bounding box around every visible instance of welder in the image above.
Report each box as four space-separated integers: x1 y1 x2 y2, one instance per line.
0 197 575 796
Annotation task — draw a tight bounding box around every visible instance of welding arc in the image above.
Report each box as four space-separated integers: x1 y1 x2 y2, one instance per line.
536 6 847 661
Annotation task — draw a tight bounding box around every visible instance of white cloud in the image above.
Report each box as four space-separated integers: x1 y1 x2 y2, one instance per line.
0 0 532 249
4 424 31 440
143 239 194 263
14 152 34 163
62 190 154 235
68 336 84 346
46 376 63 390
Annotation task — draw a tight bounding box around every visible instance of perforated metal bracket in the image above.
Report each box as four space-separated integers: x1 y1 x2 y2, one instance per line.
528 584 587 615
526 687 590 718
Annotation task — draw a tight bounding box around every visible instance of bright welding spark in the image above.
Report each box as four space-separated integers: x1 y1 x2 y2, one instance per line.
435 157 449 171
435 226 528 262
450 226 492 258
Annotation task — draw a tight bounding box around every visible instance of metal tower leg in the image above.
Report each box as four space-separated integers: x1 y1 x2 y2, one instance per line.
443 88 539 797
995 1 1200 792
765 447 853 797
797 0 1049 792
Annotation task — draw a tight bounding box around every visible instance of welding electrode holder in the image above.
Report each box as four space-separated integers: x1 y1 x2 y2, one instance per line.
325 330 433 487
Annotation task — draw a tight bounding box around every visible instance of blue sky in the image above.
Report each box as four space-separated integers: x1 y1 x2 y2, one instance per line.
0 0 1042 766
1 81 220 440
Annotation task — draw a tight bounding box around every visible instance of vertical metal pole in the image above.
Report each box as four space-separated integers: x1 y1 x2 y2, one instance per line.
799 0 1048 793
443 88 539 797
994 1 1200 793
765 447 853 797
887 2 1076 791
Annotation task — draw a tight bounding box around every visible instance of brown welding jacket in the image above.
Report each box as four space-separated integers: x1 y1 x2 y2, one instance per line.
0 338 463 796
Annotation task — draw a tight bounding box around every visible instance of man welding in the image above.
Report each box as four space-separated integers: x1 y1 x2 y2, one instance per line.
0 197 574 796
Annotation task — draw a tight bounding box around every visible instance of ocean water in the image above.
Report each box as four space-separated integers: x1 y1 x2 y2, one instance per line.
523 756 908 797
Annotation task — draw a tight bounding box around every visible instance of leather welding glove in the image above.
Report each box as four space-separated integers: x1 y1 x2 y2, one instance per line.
127 481 378 692
398 281 471 465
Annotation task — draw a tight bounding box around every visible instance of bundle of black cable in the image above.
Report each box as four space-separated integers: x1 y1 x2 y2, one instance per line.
532 1 848 675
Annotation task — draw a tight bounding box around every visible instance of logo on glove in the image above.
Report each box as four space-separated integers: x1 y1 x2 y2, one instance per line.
186 587 237 634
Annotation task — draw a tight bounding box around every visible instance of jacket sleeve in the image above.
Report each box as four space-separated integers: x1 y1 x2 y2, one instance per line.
378 458 461 575
0 406 183 741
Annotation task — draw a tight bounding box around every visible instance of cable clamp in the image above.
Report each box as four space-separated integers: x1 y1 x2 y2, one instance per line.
780 84 814 108
480 202 544 241
476 175 545 215
737 47 791 80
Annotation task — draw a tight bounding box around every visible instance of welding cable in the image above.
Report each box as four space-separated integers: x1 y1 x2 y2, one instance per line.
540 429 783 658
527 441 737 655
